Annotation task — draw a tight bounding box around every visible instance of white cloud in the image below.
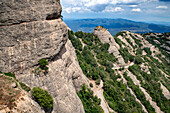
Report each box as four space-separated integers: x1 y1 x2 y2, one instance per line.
129 5 138 7
65 8 71 13
62 0 156 13
103 6 124 12
85 0 110 7
131 8 141 12
115 7 124 12
103 6 115 12
64 7 81 13
156 6 168 9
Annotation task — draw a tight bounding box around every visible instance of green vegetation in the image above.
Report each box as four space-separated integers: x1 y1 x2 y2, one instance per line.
125 37 135 49
68 30 83 51
82 47 98 67
103 79 144 113
130 34 142 47
38 59 48 71
134 55 143 64
123 72 155 113
90 83 93 88
119 47 134 63
144 32 170 58
75 31 85 38
114 31 126 37
19 82 31 92
4 72 16 79
136 48 143 55
77 84 104 113
69 30 145 113
31 87 53 112
144 47 152 55
114 36 126 47
129 59 170 113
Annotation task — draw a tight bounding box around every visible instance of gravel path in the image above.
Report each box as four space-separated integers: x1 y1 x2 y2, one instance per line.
90 80 115 113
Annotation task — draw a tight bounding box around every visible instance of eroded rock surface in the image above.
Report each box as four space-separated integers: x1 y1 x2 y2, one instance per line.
0 74 44 113
17 40 87 113
93 26 126 66
0 0 87 113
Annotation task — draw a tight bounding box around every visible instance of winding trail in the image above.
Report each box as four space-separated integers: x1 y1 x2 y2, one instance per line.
112 62 134 70
90 80 115 113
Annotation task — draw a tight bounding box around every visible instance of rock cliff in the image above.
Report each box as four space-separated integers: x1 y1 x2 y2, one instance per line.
93 26 126 66
0 0 87 113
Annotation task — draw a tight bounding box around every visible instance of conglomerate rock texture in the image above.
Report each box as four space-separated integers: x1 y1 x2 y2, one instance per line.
93 26 126 66
0 0 87 113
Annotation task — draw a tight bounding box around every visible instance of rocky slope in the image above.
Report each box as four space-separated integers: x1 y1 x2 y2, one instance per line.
0 74 44 113
69 27 170 113
93 26 126 66
143 32 170 55
0 0 169 113
0 0 87 113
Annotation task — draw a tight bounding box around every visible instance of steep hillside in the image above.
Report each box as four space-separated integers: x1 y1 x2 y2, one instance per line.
69 26 170 113
0 73 44 113
143 32 170 55
0 0 169 113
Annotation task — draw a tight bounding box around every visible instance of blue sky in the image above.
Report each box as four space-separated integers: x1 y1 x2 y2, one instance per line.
61 0 170 23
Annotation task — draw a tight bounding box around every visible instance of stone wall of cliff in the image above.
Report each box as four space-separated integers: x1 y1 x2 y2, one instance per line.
0 0 87 113
0 0 65 73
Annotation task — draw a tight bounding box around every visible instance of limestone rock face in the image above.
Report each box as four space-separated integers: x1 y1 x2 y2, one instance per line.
93 26 126 66
0 0 62 26
0 0 65 73
17 40 87 113
0 0 87 113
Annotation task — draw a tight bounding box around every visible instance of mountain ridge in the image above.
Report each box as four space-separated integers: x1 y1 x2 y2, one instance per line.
69 26 170 113
64 18 170 35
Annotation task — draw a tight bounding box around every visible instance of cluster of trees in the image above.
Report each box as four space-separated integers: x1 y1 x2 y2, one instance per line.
114 31 126 37
129 57 170 113
103 77 144 113
77 84 104 113
68 30 82 51
145 33 170 60
123 72 155 113
31 87 53 113
114 36 126 48
141 56 170 113
136 48 143 55
119 47 135 63
125 37 136 49
143 47 152 55
70 30 170 113
130 34 142 47
3 72 16 78
69 30 146 113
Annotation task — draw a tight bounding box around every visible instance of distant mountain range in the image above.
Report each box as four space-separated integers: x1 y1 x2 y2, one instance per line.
64 18 170 35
